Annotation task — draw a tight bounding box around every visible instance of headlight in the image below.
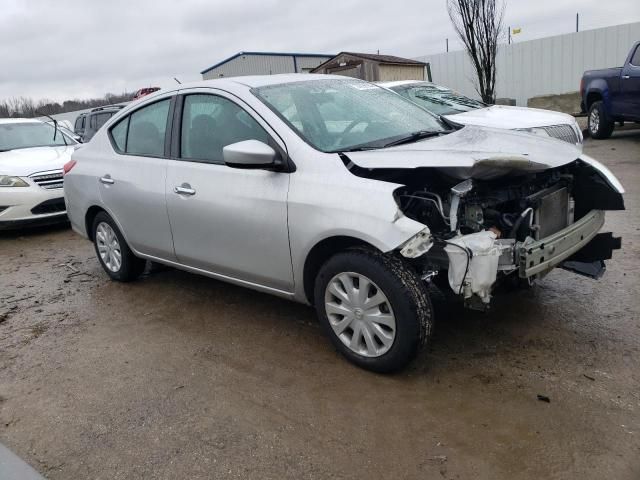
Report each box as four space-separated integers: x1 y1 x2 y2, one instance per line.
516 127 550 138
0 175 29 187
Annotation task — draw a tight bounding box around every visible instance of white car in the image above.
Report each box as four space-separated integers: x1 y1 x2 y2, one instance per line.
381 80 583 147
0 118 77 229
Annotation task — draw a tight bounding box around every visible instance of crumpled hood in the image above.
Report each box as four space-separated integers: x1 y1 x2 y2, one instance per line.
445 105 577 129
345 125 582 180
0 145 75 176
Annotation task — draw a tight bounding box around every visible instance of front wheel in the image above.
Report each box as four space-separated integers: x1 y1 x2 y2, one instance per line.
314 249 433 373
588 101 614 139
92 211 146 282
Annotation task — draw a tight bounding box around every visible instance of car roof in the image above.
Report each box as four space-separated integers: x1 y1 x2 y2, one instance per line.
112 74 376 117
90 104 128 113
157 73 362 95
228 73 346 88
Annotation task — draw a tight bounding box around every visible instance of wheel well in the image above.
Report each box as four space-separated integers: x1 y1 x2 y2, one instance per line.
303 236 375 305
85 206 106 241
586 92 602 110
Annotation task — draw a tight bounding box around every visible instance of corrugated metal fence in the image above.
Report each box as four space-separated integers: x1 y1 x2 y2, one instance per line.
415 22 640 106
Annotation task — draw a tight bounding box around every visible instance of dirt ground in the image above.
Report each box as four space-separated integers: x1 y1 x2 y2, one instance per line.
1 129 639 480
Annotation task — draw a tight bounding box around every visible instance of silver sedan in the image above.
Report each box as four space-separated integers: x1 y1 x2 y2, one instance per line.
64 74 623 372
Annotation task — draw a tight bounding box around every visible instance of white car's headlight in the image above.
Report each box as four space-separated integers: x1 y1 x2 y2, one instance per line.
0 175 29 187
515 127 550 138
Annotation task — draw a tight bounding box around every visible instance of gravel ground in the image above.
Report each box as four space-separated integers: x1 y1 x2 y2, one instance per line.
1 129 639 479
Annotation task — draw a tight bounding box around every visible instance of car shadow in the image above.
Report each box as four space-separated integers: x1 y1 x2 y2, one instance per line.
0 221 70 240
133 264 563 376
611 127 640 139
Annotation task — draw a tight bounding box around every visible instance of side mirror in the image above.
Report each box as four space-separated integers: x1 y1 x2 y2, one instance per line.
223 140 278 169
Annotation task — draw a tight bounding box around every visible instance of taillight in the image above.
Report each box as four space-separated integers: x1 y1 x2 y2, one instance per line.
63 159 77 175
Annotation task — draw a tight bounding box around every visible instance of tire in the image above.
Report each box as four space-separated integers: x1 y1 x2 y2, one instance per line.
314 248 433 373
588 101 614 139
92 211 146 282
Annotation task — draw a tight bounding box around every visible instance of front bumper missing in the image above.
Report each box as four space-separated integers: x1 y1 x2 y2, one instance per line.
519 209 605 278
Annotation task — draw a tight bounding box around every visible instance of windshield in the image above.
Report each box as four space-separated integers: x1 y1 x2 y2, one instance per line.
392 83 486 116
0 122 76 151
253 79 448 152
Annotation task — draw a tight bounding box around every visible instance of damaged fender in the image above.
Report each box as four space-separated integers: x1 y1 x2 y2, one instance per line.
400 227 433 258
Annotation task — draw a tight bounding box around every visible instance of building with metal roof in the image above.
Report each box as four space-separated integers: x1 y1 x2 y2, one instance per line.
200 52 335 80
311 52 431 82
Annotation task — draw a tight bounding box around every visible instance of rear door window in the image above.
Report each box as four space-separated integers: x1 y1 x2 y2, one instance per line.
94 112 113 130
125 99 171 157
110 116 129 152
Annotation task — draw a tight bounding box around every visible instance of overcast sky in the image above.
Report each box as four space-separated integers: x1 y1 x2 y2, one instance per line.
1 0 638 102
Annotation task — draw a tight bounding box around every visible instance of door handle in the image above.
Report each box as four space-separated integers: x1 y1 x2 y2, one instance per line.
100 175 114 185
174 184 196 196
622 75 630 79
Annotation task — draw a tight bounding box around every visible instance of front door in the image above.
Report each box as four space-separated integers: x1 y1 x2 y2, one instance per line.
621 44 640 119
165 91 293 292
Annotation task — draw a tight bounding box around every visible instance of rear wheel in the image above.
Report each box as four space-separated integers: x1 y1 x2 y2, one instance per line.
588 101 614 139
314 249 433 373
92 211 146 281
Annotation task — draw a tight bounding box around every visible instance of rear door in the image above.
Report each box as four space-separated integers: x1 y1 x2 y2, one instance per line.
165 90 293 292
98 96 176 260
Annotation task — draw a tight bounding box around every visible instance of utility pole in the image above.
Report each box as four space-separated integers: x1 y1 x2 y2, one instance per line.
508 25 511 44
576 13 579 32
446 38 449 52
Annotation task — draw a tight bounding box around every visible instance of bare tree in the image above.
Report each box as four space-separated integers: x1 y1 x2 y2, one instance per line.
447 0 505 103
0 91 134 118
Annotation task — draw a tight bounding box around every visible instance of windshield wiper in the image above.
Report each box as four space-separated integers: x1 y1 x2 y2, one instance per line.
37 112 68 146
337 145 380 152
383 130 443 148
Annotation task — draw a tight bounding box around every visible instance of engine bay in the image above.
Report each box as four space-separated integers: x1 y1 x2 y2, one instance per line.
396 169 578 241
342 156 624 309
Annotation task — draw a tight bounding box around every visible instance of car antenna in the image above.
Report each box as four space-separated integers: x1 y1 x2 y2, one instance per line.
37 111 68 146
174 77 182 84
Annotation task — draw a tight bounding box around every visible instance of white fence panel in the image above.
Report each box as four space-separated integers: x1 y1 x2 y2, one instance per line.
416 22 640 106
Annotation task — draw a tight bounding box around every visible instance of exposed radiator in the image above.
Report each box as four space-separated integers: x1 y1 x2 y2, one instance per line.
535 187 570 239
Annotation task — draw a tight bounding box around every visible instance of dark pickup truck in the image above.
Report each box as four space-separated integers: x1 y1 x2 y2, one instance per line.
581 41 640 139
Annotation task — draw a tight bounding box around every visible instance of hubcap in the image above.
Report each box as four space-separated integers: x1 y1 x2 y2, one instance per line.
590 109 600 132
96 222 122 272
324 272 396 358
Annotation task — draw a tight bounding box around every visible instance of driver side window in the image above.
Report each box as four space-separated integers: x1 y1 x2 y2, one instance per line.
180 94 269 164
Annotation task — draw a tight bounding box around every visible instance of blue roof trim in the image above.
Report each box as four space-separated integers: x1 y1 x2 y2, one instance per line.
200 51 335 74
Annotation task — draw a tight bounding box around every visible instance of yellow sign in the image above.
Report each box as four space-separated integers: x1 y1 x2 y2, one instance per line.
512 27 522 34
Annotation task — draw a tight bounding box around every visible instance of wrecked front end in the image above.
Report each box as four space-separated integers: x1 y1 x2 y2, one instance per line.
346 149 624 310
